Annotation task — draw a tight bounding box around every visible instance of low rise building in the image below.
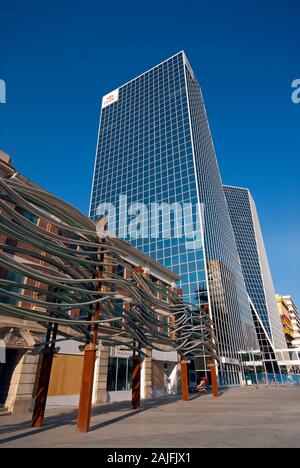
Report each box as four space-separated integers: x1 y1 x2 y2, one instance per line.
277 296 300 348
47 243 180 409
0 151 182 415
275 295 300 373
275 295 295 348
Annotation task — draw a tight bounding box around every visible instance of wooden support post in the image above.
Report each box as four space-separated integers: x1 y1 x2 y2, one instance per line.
32 348 54 428
131 266 143 410
32 320 58 428
77 344 97 432
77 290 101 433
77 244 104 433
132 355 141 410
181 360 189 401
210 364 219 398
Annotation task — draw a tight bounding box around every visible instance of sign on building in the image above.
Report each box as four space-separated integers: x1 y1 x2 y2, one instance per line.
110 345 132 359
220 356 240 366
102 88 119 109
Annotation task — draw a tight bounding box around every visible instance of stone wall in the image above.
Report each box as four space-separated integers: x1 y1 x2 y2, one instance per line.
142 350 153 399
7 351 39 415
94 346 109 404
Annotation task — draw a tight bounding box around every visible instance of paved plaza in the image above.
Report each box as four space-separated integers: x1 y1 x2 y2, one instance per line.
0 387 300 448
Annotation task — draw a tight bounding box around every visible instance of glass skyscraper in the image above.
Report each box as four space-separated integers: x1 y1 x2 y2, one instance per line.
90 51 257 385
224 185 287 354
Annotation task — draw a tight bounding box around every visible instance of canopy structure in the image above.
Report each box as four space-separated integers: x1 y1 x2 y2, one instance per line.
0 168 219 431
0 171 217 360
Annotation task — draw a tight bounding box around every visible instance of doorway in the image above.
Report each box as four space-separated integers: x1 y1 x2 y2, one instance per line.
0 349 24 407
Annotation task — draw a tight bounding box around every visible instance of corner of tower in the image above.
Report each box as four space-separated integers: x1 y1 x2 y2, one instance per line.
223 184 251 194
180 50 187 59
181 51 196 82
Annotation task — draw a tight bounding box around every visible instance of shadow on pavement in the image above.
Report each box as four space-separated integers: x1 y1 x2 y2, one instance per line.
0 392 209 445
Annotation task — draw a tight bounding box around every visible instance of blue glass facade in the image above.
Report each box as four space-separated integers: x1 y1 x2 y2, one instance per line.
224 185 287 352
90 52 258 385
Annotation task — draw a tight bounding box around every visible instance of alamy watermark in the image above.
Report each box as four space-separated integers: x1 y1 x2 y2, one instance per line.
291 79 300 104
0 79 6 104
96 196 204 250
0 340 6 364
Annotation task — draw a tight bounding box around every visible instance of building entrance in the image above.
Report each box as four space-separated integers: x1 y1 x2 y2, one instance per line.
0 349 24 406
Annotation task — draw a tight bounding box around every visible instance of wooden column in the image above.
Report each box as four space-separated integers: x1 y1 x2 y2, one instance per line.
177 286 189 401
209 364 219 398
181 359 189 401
132 355 141 410
32 321 58 428
31 224 60 428
77 344 97 432
32 348 54 428
77 243 104 433
131 265 143 410
77 291 102 432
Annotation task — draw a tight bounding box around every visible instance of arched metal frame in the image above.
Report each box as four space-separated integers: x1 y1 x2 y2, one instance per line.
0 172 217 360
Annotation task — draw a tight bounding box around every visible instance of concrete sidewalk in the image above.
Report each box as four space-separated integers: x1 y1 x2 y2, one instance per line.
0 387 300 448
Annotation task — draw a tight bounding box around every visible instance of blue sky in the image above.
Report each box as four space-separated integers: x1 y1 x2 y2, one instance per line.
0 0 299 304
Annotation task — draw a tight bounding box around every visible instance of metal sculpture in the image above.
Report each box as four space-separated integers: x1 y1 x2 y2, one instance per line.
0 169 218 431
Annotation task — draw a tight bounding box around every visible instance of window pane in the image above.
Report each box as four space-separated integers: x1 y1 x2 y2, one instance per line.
0 271 24 305
127 359 133 390
117 358 127 391
107 357 117 391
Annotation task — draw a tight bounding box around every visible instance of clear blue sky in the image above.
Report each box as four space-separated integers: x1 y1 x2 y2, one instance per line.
0 0 299 304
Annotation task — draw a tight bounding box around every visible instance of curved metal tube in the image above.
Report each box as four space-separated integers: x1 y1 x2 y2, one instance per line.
0 173 218 360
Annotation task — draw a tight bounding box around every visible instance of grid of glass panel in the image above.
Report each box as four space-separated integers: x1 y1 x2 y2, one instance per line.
90 52 258 386
184 60 258 384
90 53 207 306
224 186 287 351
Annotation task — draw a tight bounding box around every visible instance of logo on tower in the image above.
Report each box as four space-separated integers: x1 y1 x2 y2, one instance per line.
102 88 119 109
0 79 6 104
